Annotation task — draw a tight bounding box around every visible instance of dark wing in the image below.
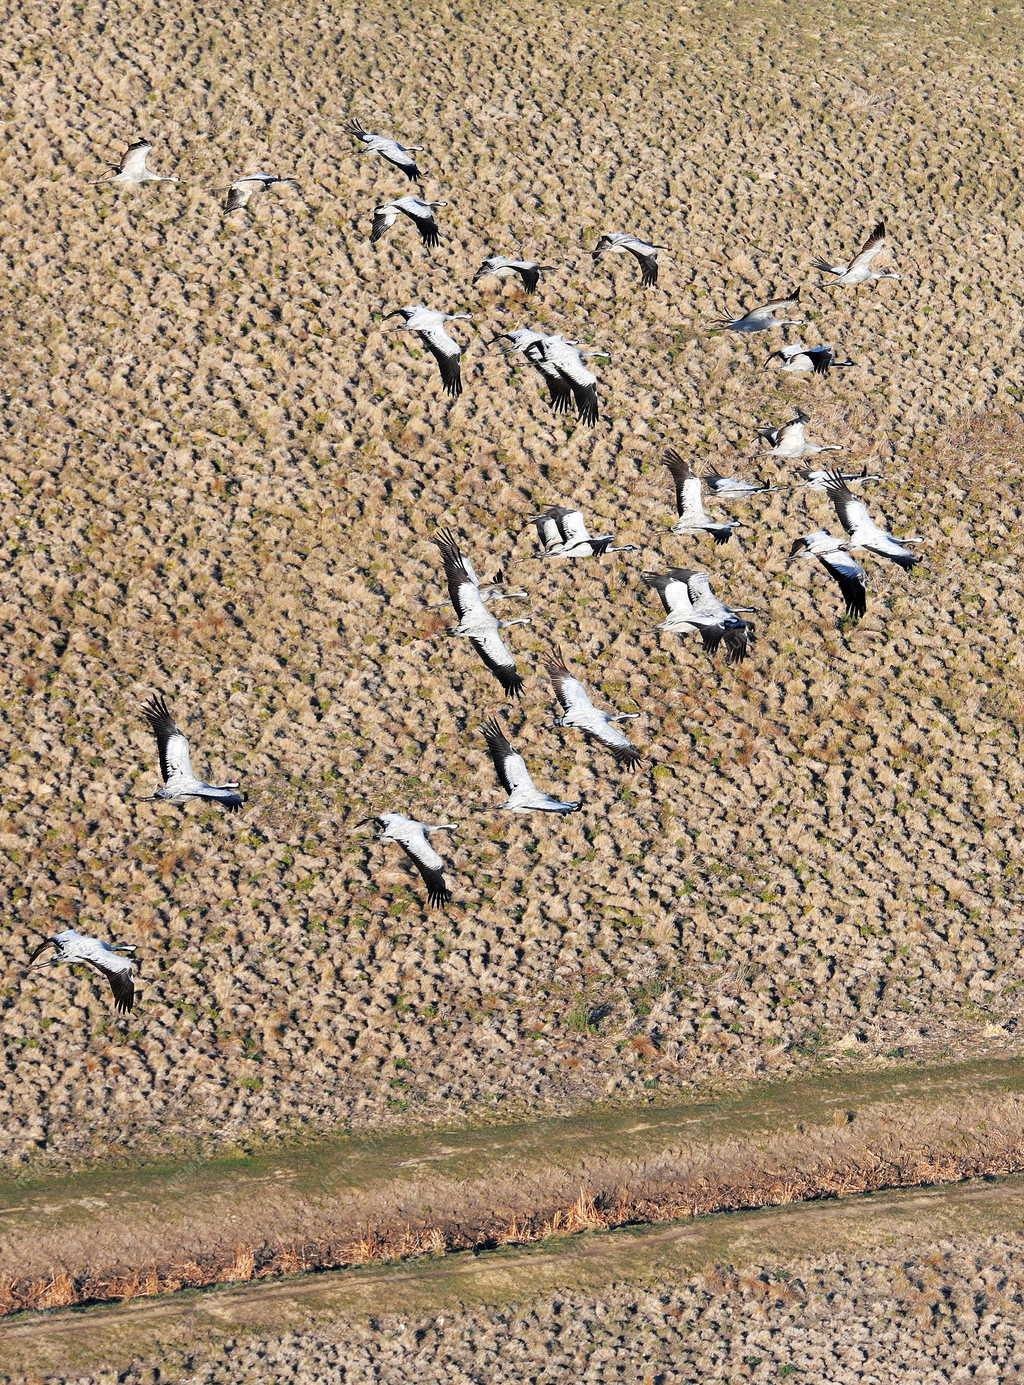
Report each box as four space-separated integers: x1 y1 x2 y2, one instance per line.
708 524 735 546
433 527 474 615
412 211 441 248
641 570 674 614
141 694 179 782
662 448 691 514
422 336 462 397
541 371 574 413
821 555 867 620
697 625 727 657
86 960 135 1014
809 348 834 376
399 843 451 908
517 265 541 293
470 634 524 698
224 185 247 213
698 620 755 663
481 717 515 793
722 622 755 664
385 148 421 180
627 247 658 286
543 647 574 711
549 505 574 543
26 938 56 965
370 209 391 243
607 741 644 771
821 472 865 535
567 378 598 426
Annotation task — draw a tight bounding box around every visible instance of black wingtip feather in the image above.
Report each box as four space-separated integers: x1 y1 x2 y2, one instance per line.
723 623 756 665
417 218 441 248
611 745 644 772
496 666 525 698
574 385 599 426
140 692 172 729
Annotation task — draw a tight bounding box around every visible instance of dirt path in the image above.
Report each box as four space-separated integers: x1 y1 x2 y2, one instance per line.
3 1057 1024 1319
4 1173 1023 1381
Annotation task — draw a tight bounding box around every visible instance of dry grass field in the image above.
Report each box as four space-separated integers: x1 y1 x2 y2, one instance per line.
1 0 1024 1180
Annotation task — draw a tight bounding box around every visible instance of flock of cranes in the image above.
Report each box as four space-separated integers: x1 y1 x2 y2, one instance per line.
25 127 921 1013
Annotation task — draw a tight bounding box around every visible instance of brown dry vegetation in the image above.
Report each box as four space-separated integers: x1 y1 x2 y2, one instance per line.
4 1178 1024 1383
1 0 1024 1173
6 1085 1024 1315
2 1069 1024 1318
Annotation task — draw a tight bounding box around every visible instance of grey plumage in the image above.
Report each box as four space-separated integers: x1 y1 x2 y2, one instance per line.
26 929 138 1013
139 695 243 812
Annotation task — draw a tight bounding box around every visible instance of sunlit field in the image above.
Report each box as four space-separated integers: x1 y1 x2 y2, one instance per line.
1 0 1022 1177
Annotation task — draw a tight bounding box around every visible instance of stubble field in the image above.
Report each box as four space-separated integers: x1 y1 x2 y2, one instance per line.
94 1231 1024 1385
1 0 1023 1173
